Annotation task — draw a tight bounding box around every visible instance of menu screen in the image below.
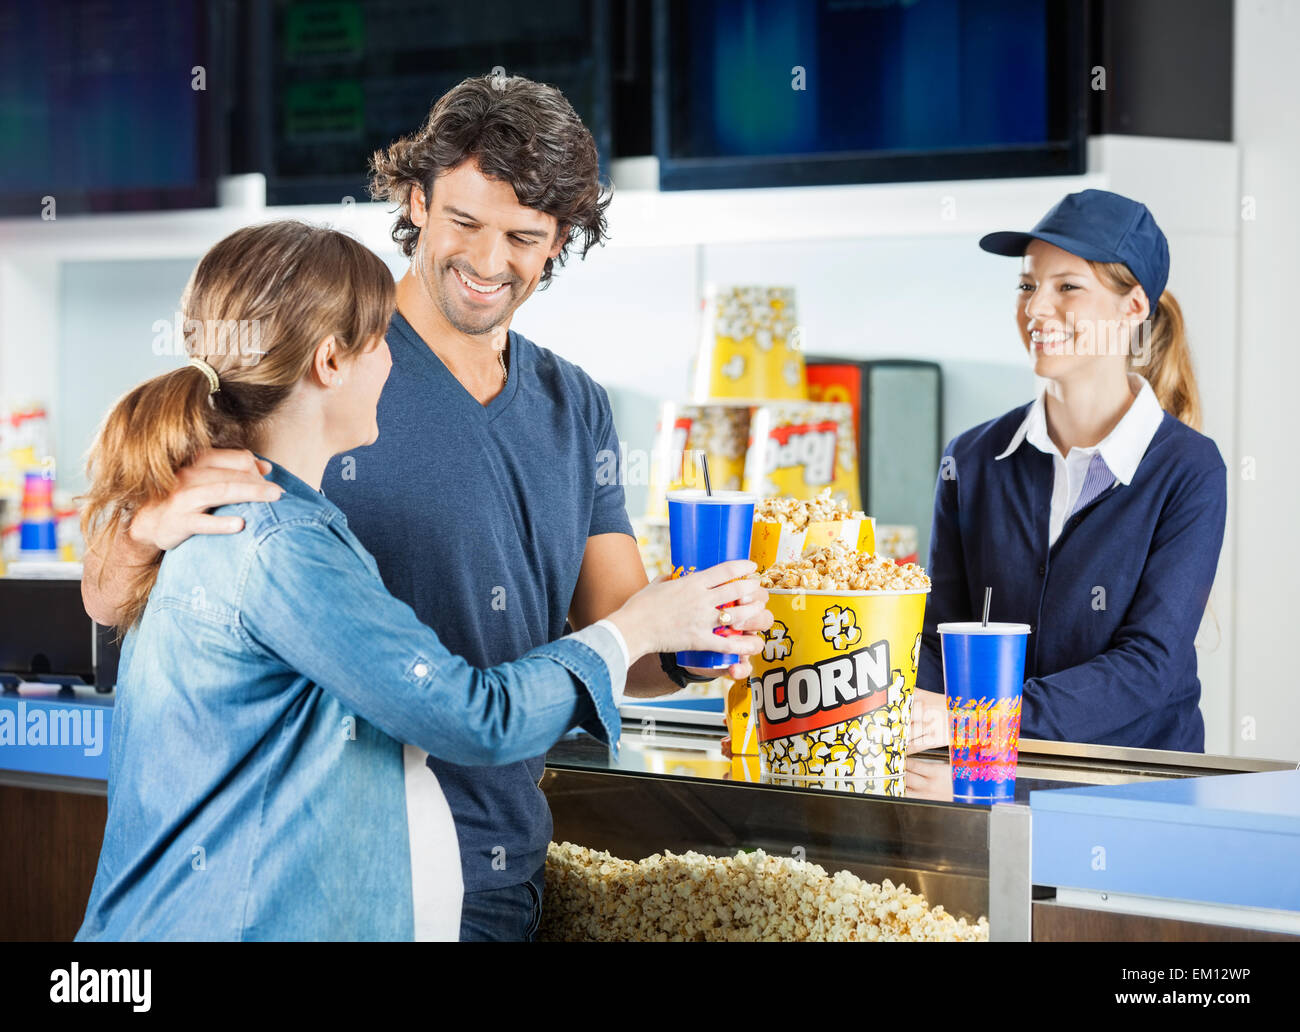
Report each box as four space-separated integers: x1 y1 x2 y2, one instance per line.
0 0 216 214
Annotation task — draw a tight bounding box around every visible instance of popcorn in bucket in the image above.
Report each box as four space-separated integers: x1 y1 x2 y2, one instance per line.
750 488 874 571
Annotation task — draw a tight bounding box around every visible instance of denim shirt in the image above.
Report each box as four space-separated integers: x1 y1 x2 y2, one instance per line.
76 460 623 941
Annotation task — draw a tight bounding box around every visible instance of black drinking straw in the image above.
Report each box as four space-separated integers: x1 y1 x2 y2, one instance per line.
700 451 713 496
982 586 992 627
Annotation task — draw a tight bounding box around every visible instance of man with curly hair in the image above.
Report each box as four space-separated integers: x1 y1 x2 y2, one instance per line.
82 74 770 941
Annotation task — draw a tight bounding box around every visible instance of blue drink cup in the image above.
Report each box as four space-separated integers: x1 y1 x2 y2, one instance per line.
937 622 1031 802
667 489 758 669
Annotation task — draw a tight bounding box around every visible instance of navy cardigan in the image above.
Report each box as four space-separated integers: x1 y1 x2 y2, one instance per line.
917 403 1227 752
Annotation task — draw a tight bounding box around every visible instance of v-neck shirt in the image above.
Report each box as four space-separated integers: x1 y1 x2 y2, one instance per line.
409 319 521 421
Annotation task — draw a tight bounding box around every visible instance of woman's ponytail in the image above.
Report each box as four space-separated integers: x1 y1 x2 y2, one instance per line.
1088 260 1203 431
1138 290 1201 432
78 219 396 636
80 365 235 634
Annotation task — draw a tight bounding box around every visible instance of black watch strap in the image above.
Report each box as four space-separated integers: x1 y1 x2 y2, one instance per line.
658 651 717 688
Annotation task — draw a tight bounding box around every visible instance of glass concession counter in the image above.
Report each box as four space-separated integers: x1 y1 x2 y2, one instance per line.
3 712 1296 941
541 722 1300 942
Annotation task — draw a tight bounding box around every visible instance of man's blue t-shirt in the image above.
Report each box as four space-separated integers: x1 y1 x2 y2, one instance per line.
323 310 634 893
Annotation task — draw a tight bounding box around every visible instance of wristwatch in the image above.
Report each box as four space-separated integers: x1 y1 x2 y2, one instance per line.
658 651 719 690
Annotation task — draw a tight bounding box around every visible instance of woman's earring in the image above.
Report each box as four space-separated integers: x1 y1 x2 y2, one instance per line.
333 376 343 386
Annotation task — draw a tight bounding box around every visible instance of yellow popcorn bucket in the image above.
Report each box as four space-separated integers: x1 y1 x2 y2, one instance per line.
725 679 763 782
726 678 759 755
805 517 875 555
749 586 928 787
749 519 805 571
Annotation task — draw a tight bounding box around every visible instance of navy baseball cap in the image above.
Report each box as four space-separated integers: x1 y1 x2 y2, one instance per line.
979 189 1169 310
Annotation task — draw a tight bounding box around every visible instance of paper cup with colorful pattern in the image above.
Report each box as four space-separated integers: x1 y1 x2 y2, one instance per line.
938 622 1030 802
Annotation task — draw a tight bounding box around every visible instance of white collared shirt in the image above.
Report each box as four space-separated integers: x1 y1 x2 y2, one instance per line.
994 373 1166 547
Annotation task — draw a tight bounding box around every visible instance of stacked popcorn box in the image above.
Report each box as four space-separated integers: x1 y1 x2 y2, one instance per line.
642 284 861 527
636 287 864 708
644 399 862 521
689 285 806 403
873 523 920 564
742 399 860 508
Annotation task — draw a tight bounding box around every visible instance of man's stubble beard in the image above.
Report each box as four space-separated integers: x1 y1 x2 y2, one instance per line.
415 238 514 338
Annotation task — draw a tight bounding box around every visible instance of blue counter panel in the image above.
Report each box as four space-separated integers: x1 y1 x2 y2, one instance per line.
1030 770 1300 912
0 687 113 781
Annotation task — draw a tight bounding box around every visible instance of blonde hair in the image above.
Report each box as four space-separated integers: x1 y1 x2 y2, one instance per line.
1090 259 1219 649
80 221 395 634
1088 260 1201 431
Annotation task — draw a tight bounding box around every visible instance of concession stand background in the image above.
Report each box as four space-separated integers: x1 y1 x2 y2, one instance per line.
0 0 1297 943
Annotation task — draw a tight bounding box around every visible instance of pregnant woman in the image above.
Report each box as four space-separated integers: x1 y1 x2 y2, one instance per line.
912 190 1227 753
75 221 767 941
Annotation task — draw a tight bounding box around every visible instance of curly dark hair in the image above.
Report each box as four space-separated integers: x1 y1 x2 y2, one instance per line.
370 74 611 287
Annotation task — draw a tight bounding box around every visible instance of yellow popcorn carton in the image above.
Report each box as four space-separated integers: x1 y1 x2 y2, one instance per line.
749 489 875 572
749 517 876 572
730 753 762 783
804 518 874 554
748 519 807 572
743 401 861 511
749 548 929 785
645 401 750 519
727 675 763 782
690 285 807 403
726 678 759 756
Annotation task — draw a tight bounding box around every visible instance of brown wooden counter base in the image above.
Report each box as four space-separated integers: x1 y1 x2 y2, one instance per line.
0 777 107 941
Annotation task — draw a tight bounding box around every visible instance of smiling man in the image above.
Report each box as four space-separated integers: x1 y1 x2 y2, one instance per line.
82 74 770 941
